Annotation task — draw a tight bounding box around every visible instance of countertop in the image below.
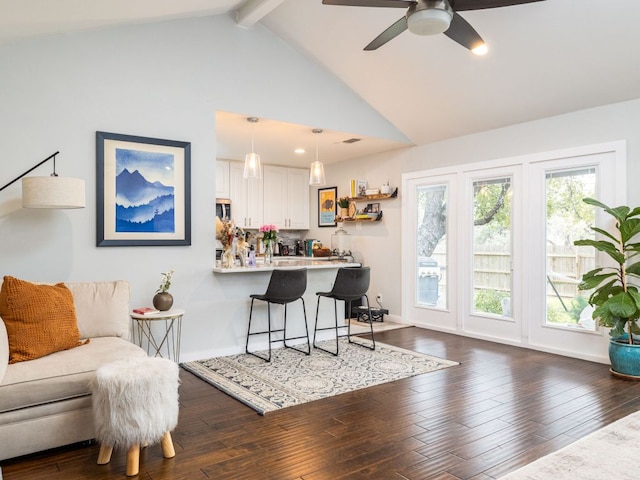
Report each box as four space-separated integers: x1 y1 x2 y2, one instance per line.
213 257 359 274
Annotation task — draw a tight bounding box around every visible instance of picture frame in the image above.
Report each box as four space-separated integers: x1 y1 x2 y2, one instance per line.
356 179 367 197
366 202 380 213
96 131 191 247
318 186 337 227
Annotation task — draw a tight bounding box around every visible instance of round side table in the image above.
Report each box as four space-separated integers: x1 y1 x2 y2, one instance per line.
130 308 184 362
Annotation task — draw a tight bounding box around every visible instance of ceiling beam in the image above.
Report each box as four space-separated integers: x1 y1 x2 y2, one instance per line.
235 0 285 28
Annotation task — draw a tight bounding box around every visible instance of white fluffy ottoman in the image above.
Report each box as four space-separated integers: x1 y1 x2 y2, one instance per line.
91 357 180 476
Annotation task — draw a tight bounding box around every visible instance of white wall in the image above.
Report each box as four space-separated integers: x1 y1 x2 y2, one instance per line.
308 150 407 321
0 14 406 361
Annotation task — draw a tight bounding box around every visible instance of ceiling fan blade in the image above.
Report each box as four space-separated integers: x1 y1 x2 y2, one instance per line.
443 12 484 51
364 16 408 50
322 0 414 7
453 0 545 11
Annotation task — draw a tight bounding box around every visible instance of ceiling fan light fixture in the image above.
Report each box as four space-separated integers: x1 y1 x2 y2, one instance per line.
407 7 452 36
472 43 488 56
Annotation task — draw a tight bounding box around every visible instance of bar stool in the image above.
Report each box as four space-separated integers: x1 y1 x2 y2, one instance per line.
246 268 310 362
313 266 375 355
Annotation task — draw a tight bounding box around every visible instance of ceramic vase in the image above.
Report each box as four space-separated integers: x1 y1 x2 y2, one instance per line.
609 336 640 378
153 292 173 311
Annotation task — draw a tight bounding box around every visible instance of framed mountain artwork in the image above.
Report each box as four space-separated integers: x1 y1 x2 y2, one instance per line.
96 131 191 246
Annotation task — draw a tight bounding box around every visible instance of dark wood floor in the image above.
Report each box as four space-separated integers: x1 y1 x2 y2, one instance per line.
4 327 640 480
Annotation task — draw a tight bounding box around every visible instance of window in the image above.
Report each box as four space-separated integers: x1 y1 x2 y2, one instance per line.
416 184 447 309
545 168 597 330
472 177 513 317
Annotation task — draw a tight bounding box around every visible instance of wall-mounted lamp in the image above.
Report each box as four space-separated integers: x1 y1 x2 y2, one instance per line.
243 117 262 179
0 151 85 208
309 128 326 186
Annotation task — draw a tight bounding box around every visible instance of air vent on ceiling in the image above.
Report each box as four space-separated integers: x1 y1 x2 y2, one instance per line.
342 138 361 144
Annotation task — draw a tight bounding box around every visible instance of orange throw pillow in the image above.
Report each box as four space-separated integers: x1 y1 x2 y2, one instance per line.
0 276 84 364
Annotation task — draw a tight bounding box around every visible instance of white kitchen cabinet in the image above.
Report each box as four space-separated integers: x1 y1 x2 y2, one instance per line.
229 161 263 229
215 160 230 199
263 165 309 230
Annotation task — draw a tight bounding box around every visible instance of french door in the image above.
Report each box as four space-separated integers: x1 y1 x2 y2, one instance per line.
403 142 626 362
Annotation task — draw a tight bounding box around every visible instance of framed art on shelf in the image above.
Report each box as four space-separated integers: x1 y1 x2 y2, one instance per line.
96 131 191 247
318 186 337 227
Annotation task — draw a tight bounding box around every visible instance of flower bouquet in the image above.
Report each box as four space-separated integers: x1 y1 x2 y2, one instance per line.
259 224 278 264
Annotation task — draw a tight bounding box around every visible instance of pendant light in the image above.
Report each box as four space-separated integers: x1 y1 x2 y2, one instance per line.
243 117 262 179
309 128 326 186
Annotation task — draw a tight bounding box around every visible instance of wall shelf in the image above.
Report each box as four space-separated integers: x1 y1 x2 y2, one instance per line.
349 187 398 202
337 212 383 223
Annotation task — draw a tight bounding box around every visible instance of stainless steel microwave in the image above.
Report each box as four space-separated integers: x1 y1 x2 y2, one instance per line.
216 198 231 220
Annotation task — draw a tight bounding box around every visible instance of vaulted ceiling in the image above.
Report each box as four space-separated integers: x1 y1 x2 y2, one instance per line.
3 0 640 161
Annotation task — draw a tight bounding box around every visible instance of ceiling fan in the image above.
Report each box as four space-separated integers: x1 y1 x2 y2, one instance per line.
322 0 545 53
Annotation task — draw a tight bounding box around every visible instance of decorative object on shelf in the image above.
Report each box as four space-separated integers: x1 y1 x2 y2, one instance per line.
96 131 191 247
380 182 391 195
318 186 337 227
0 151 85 209
259 224 278 265
309 128 326 186
153 269 174 311
337 196 351 219
243 117 262 179
365 202 380 214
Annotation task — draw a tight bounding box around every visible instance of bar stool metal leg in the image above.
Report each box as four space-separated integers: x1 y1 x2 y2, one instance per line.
246 268 310 362
313 266 376 355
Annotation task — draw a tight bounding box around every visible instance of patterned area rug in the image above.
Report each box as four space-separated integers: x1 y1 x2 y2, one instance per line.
500 410 640 479
182 338 459 415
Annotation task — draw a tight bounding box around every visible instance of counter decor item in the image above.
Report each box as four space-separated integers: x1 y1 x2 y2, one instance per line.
260 224 278 265
153 269 174 311
216 217 238 268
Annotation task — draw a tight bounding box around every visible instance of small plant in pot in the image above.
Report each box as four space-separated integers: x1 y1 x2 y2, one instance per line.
337 197 350 218
574 198 640 379
153 269 174 311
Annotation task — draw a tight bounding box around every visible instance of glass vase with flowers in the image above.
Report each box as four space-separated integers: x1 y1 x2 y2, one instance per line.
259 224 278 265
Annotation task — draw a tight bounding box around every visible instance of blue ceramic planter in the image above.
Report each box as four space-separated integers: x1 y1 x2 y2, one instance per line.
609 336 640 378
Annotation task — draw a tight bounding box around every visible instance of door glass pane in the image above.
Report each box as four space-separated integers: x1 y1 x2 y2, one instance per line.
416 184 447 309
473 177 512 317
545 168 596 330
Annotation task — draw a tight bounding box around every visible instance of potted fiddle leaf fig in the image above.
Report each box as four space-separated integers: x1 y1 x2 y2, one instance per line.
574 198 640 378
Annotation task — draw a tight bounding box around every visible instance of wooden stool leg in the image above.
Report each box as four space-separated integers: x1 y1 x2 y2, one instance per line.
97 444 113 465
161 431 175 458
126 444 140 477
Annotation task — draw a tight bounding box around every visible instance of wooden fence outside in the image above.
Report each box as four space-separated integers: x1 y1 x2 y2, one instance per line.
430 245 594 298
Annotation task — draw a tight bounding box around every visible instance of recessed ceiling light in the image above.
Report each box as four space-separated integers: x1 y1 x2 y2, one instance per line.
294 148 305 154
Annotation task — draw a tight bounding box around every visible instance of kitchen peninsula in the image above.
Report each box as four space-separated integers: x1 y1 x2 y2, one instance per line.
210 258 362 355
213 257 359 274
